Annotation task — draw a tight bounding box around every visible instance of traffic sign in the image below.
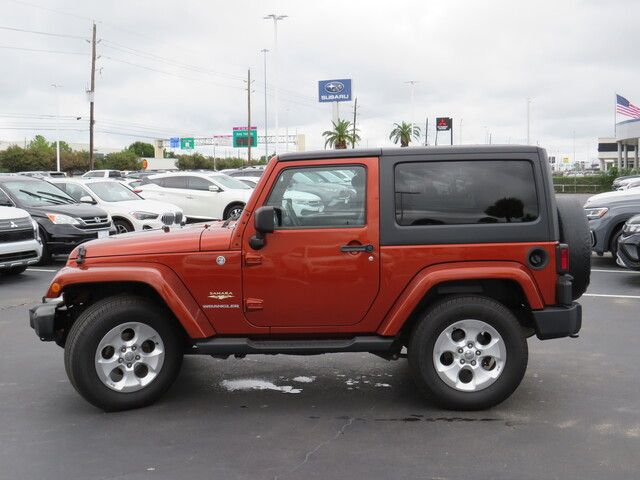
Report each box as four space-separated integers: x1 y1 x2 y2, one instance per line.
233 127 257 148
318 79 352 102
180 137 195 149
436 117 452 131
169 137 180 148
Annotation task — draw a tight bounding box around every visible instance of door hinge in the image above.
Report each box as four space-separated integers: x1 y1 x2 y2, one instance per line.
244 298 264 312
244 254 262 266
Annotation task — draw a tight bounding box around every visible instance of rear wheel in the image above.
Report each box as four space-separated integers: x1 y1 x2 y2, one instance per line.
64 295 184 411
408 295 528 410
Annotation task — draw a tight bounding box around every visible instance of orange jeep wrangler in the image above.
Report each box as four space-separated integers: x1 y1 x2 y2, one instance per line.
29 146 590 412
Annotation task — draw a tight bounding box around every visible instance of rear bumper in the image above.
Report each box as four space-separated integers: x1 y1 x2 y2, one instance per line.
532 302 582 340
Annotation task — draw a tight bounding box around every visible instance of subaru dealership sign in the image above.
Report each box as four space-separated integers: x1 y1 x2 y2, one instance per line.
318 79 352 102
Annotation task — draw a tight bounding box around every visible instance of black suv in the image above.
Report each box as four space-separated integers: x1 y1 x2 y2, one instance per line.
0 176 115 263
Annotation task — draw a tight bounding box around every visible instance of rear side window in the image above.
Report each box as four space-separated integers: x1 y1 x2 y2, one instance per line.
162 177 188 189
394 161 538 226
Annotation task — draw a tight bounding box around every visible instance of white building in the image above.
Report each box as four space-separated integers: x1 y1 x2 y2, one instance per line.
597 119 640 171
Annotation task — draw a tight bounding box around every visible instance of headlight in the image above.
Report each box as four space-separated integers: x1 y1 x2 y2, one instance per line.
46 213 80 225
624 223 640 234
131 211 159 220
584 207 608 220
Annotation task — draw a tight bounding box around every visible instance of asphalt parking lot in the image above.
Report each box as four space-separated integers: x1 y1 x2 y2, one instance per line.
1 255 640 480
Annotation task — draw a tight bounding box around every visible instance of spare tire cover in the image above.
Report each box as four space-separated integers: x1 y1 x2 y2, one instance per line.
556 196 591 300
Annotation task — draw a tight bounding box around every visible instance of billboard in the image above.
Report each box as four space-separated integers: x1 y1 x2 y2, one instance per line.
318 79 352 102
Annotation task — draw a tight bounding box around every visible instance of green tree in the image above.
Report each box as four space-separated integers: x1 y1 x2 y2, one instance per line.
322 119 359 149
61 150 90 173
0 145 53 172
389 122 421 147
100 151 142 171
127 141 155 158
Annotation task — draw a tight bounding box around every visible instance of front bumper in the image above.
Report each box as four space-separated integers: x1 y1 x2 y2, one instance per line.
29 297 65 341
0 239 42 269
44 224 116 255
532 302 582 340
616 232 640 270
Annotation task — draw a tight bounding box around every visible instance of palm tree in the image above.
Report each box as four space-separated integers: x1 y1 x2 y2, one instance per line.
389 122 421 147
322 119 360 149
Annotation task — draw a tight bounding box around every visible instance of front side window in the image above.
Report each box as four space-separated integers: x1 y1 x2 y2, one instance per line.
186 176 213 191
265 165 366 228
394 161 539 226
208 175 252 190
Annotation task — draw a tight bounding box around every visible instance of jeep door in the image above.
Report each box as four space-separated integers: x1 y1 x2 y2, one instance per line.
241 158 380 328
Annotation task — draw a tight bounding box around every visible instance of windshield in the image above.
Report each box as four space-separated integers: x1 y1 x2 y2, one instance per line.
208 174 252 190
2 179 76 207
88 182 142 202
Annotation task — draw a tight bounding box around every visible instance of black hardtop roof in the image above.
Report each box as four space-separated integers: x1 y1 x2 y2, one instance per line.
277 145 542 162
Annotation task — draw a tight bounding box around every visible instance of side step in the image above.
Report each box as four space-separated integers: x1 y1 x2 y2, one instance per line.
190 336 395 356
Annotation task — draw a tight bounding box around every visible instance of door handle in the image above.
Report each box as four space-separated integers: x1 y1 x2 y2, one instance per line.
340 244 374 253
186 195 194 199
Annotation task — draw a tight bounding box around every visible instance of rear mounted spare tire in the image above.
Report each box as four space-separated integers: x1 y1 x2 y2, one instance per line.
556 196 591 300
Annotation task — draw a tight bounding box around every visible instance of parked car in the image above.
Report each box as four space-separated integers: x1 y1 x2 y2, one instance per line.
234 176 324 216
30 146 589 412
0 204 42 275
137 172 253 221
49 178 184 233
18 171 67 178
612 175 640 190
584 189 640 259
616 214 640 270
288 170 356 208
0 175 114 263
82 170 123 179
617 178 640 191
224 166 266 178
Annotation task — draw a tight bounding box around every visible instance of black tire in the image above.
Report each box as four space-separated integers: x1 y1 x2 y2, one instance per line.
556 196 591 299
36 227 52 265
0 265 27 275
609 228 623 258
64 295 184 412
113 218 134 234
223 202 245 220
408 295 528 410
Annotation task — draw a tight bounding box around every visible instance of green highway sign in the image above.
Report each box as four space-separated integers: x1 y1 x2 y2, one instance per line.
180 137 195 149
232 127 257 148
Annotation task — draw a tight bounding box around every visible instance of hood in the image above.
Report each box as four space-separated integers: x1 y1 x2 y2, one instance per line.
584 189 640 207
69 221 234 260
0 206 30 220
27 202 109 219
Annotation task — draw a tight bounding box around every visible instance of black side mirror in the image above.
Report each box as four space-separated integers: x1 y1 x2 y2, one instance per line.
249 206 276 250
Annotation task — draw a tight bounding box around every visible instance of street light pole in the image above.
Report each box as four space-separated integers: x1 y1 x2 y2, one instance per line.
526 97 531 145
261 48 269 161
264 13 287 157
405 80 418 135
51 83 62 172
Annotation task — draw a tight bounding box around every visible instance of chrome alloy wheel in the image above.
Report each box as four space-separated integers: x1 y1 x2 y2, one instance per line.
95 322 165 393
433 319 507 392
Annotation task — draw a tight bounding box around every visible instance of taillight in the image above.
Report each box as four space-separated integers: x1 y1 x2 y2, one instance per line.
557 244 569 273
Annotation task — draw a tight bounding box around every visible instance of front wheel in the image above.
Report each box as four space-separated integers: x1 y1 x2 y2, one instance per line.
64 295 184 411
408 295 528 410
223 203 245 220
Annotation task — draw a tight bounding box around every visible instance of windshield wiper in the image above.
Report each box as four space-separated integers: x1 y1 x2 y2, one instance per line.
19 189 65 205
36 190 75 204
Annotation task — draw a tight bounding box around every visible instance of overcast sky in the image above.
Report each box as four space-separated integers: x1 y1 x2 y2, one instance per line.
1 0 639 161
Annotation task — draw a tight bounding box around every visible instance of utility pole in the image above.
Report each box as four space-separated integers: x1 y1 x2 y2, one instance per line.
425 117 428 145
51 84 62 172
246 69 253 165
526 98 531 145
261 48 269 161
352 97 358 148
405 81 418 134
459 118 463 145
264 14 287 156
88 22 97 170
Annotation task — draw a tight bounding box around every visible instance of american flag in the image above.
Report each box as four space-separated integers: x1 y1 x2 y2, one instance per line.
616 94 640 119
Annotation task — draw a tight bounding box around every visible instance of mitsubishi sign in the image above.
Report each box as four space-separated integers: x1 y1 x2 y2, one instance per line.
318 79 352 102
436 117 452 131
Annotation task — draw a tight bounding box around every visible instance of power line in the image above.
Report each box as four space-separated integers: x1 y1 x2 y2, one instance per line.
0 25 87 40
0 44 88 55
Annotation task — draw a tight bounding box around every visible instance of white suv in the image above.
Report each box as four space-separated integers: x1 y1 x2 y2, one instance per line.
0 205 42 275
49 178 184 234
82 170 123 179
137 172 253 221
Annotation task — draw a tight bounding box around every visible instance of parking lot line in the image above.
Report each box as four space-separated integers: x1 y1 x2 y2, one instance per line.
583 293 640 299
26 268 58 273
592 269 640 274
